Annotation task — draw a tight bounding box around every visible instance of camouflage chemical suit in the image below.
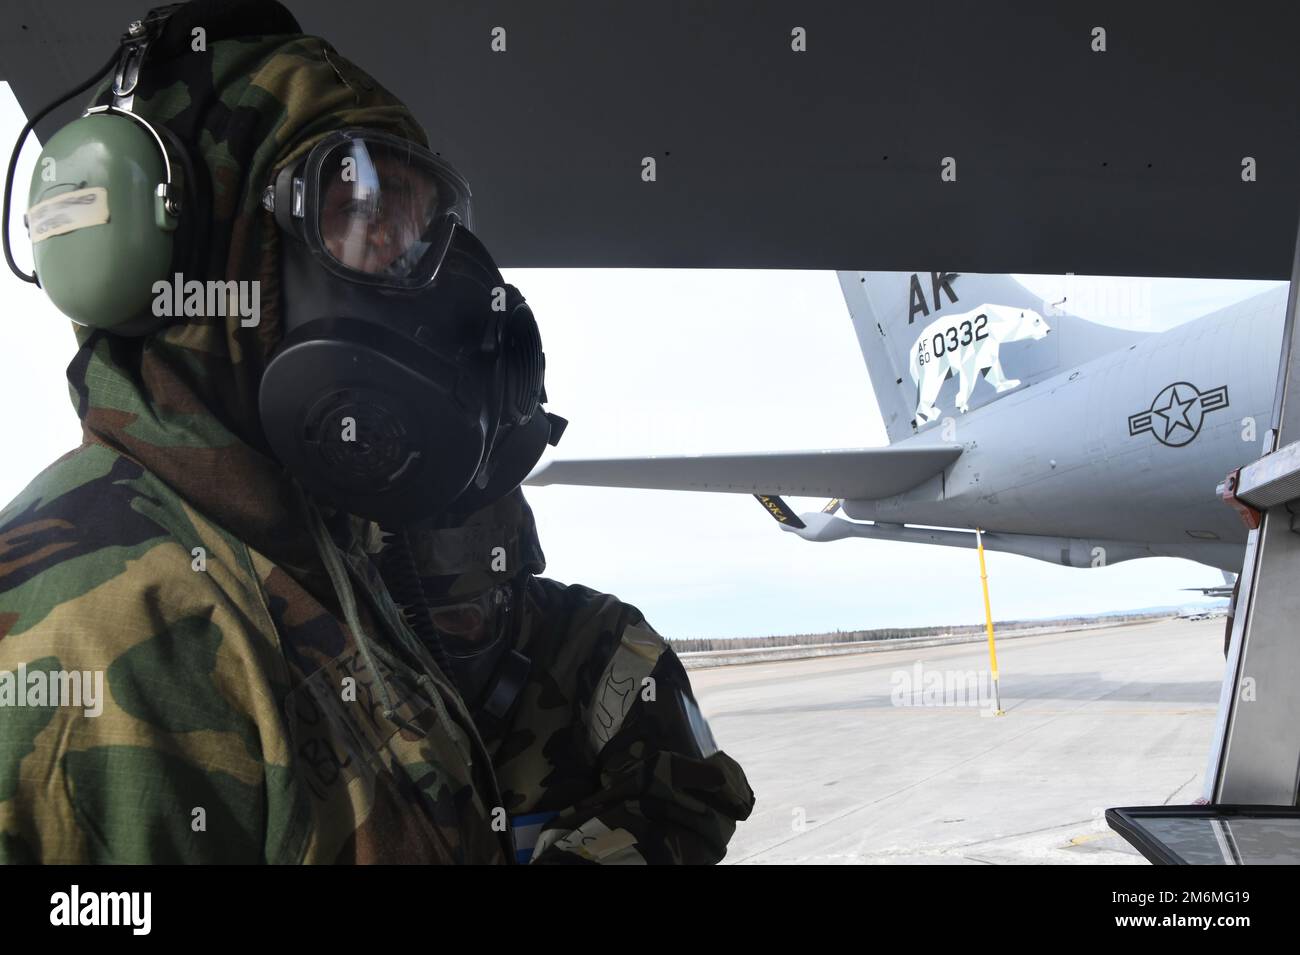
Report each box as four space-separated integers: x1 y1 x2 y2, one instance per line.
0 13 754 864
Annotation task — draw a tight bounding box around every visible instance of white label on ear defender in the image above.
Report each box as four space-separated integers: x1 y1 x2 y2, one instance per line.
27 187 110 243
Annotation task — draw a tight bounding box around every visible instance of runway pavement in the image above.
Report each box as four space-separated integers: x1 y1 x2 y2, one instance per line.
690 617 1227 864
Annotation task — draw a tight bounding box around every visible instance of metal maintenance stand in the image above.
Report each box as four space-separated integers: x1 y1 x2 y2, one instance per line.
1206 213 1300 805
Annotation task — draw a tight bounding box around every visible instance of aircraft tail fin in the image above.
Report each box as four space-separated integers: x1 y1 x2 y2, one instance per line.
838 270 1146 440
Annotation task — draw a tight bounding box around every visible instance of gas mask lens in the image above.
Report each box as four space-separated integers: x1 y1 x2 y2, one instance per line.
271 129 473 289
428 603 486 639
319 139 441 278
427 586 510 654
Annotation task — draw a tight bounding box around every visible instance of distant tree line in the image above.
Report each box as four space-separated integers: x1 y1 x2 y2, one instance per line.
667 612 1168 654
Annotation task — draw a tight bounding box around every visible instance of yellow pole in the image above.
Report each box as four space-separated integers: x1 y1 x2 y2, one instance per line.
976 528 1005 716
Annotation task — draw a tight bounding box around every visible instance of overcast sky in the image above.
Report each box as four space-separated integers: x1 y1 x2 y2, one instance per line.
1 83 1287 639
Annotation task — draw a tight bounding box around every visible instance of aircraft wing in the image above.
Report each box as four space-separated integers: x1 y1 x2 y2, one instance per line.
524 446 962 500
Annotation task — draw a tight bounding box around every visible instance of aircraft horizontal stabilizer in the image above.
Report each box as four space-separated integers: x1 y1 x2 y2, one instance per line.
1183 570 1238 599
1182 586 1235 598
524 446 962 500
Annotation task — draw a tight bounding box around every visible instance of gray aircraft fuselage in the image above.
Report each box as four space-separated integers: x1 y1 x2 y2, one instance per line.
842 287 1286 572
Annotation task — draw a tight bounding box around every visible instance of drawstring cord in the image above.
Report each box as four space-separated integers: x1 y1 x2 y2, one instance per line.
295 488 511 841
300 490 450 737
300 490 405 725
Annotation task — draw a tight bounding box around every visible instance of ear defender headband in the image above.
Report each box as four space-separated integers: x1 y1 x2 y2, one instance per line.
3 5 207 334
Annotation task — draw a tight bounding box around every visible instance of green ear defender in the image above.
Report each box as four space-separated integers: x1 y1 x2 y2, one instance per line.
3 7 197 336
25 108 181 333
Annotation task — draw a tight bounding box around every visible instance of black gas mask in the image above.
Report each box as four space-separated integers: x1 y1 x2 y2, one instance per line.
259 128 566 527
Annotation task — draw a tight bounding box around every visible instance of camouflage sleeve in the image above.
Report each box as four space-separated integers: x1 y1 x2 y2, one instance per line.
0 473 300 863
530 616 755 865
0 572 296 864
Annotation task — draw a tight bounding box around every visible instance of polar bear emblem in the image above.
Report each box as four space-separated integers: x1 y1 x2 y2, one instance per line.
908 304 1050 423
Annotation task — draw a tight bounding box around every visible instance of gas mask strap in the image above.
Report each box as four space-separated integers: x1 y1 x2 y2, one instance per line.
473 576 532 732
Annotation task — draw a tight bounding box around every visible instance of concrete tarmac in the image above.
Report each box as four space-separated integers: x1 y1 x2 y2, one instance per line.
691 617 1227 864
